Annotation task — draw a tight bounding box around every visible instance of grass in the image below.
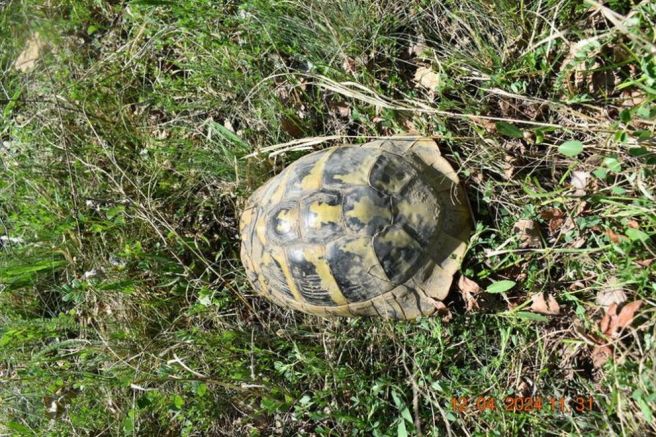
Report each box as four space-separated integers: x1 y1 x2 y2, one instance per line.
1 0 655 435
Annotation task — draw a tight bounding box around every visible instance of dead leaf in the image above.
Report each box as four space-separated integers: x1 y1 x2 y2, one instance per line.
569 281 585 291
14 33 45 73
471 170 484 184
403 118 419 134
470 116 497 133
409 34 430 58
599 300 643 338
329 101 351 118
627 220 639 229
619 89 645 108
540 208 565 235
342 57 357 74
458 275 480 294
530 293 560 315
513 219 542 248
604 228 623 243
589 69 617 95
616 300 642 330
599 303 615 336
502 155 516 180
498 99 514 117
596 277 627 307
574 201 588 217
414 66 441 91
431 300 452 322
591 345 612 368
570 237 587 248
570 171 589 197
636 259 654 268
458 275 481 311
280 115 304 138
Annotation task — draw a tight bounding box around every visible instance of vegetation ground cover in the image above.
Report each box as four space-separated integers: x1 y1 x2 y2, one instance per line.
1 0 655 435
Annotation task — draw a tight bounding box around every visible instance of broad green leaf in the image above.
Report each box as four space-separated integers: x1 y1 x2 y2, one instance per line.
558 140 584 157
196 383 208 396
515 311 549 322
496 121 524 138
486 280 516 294
626 228 649 242
593 167 608 179
401 407 413 423
603 157 622 172
173 394 185 409
633 390 654 423
620 109 632 123
397 420 408 437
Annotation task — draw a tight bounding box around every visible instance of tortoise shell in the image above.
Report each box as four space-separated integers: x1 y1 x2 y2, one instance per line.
239 138 472 319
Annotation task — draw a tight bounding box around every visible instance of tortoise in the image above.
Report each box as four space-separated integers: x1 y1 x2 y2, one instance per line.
239 137 472 319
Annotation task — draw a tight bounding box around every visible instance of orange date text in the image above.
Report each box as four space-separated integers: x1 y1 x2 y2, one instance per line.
450 396 595 414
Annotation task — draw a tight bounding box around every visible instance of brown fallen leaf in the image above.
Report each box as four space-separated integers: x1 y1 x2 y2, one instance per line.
432 300 452 322
599 303 616 336
619 89 645 108
569 280 586 291
627 220 639 229
591 345 612 368
14 33 45 73
502 159 515 180
414 66 441 91
280 115 304 138
599 300 643 338
616 300 642 330
342 57 357 75
540 208 565 235
604 228 623 243
635 259 654 268
513 219 542 248
470 116 497 133
530 293 560 315
457 275 481 311
329 101 351 118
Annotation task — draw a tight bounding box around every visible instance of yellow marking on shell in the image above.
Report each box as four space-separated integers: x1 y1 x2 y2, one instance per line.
301 149 334 191
346 196 391 225
256 273 268 294
334 151 379 185
398 197 439 227
308 201 342 227
239 208 254 234
255 212 268 245
302 246 348 305
341 237 386 279
261 251 273 268
377 228 417 274
269 250 304 302
380 227 415 246
274 208 298 235
381 171 410 193
270 169 292 204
